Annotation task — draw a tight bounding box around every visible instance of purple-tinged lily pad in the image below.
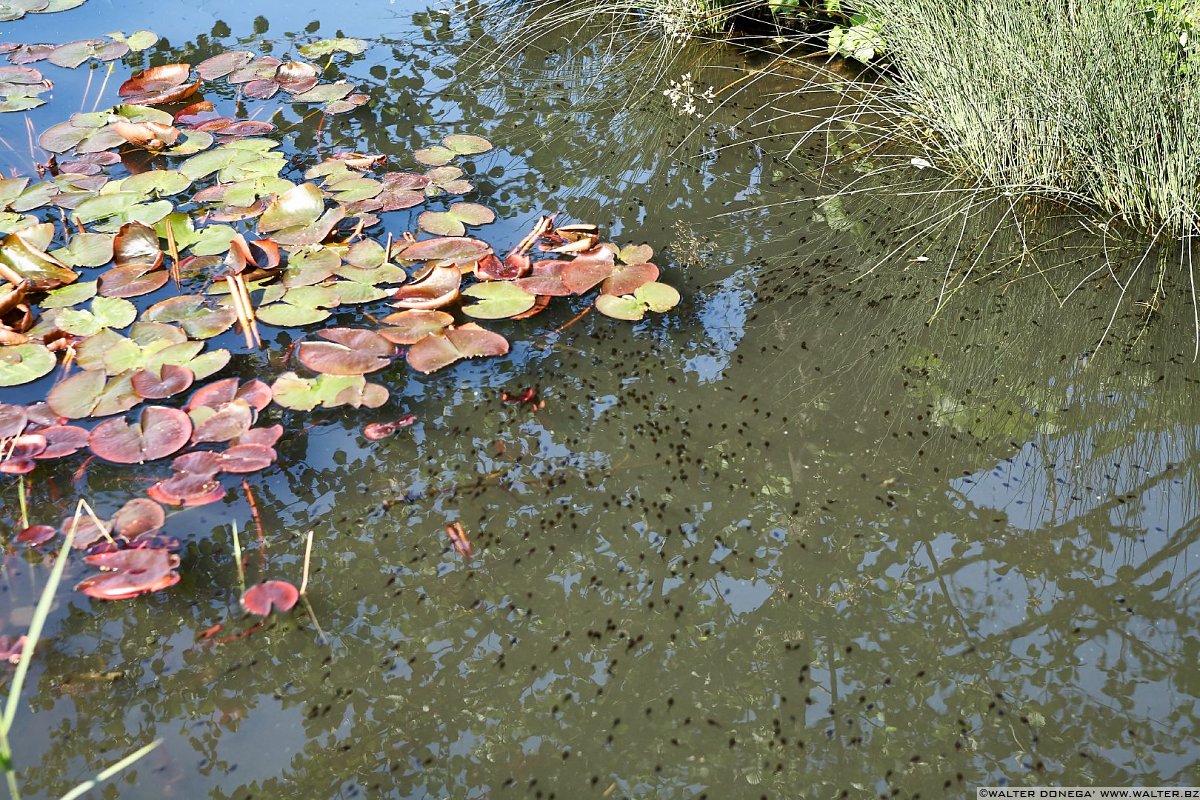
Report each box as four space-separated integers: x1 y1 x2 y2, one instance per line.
296 341 392 376
392 236 490 267
218 443 277 473
111 498 165 538
241 580 298 615
377 309 453 344
406 323 509 374
131 364 194 400
190 399 253 444
34 425 89 458
77 548 180 600
147 473 225 506
390 265 461 310
89 405 193 463
17 525 56 547
0 403 26 438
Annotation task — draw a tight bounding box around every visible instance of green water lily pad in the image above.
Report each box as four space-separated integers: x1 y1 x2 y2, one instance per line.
442 134 492 155
53 233 115 268
190 224 237 256
298 38 368 58
0 229 78 289
110 30 159 52
283 247 339 287
144 295 237 339
270 372 387 411
413 145 454 167
418 202 495 237
461 280 536 319
289 82 354 104
0 343 55 387
120 169 191 198
259 182 324 234
40 280 98 309
47 368 105 417
594 281 681 320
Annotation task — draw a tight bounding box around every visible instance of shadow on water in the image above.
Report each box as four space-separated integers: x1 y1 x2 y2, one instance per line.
0 1 1197 798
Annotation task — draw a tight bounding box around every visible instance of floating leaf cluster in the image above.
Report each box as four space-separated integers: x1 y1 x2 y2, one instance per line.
0 36 680 601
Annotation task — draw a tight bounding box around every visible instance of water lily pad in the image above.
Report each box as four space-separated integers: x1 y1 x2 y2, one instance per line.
270 372 388 411
98 263 169 298
377 309 453 344
89 405 192 463
0 229 78 289
561 248 617 294
418 202 495 236
196 51 254 80
77 548 180 601
17 525 56 547
393 236 490 266
111 498 165 538
191 399 253 443
131 364 194 400
407 323 509 374
594 281 681 320
53 233 114 268
514 260 570 296
34 424 89 459
282 247 339 287
218 443 276 473
0 342 55 386
0 403 27 438
144 295 237 339
296 340 392 376
147 472 224 506
391 265 461 310
46 369 104 417
461 281 536 319
259 182 324 233
298 38 368 58
602 261 659 295
119 63 199 106
237 424 282 448
413 145 454 167
442 134 493 155
241 580 299 615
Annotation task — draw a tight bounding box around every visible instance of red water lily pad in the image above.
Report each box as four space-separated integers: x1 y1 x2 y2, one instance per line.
98 263 169 298
113 221 164 269
131 364 194 400
407 323 509 374
111 498 165 538
60 512 109 549
377 309 453 344
89 406 192 464
119 63 199 105
218 443 276 473
296 341 392 376
77 548 181 601
147 472 225 506
316 327 396 355
171 450 222 477
241 580 299 615
476 253 527 281
562 248 617 294
514 260 570 296
393 236 490 266
34 425 90 459
390 265 461 310
0 403 27 438
236 424 283 448
2 433 45 460
363 414 416 440
602 261 659 295
17 525 56 547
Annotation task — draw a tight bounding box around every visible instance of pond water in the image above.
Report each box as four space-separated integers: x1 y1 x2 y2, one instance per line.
2 1 1199 798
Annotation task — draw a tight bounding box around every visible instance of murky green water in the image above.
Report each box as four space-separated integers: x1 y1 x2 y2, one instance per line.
2 1 1199 798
